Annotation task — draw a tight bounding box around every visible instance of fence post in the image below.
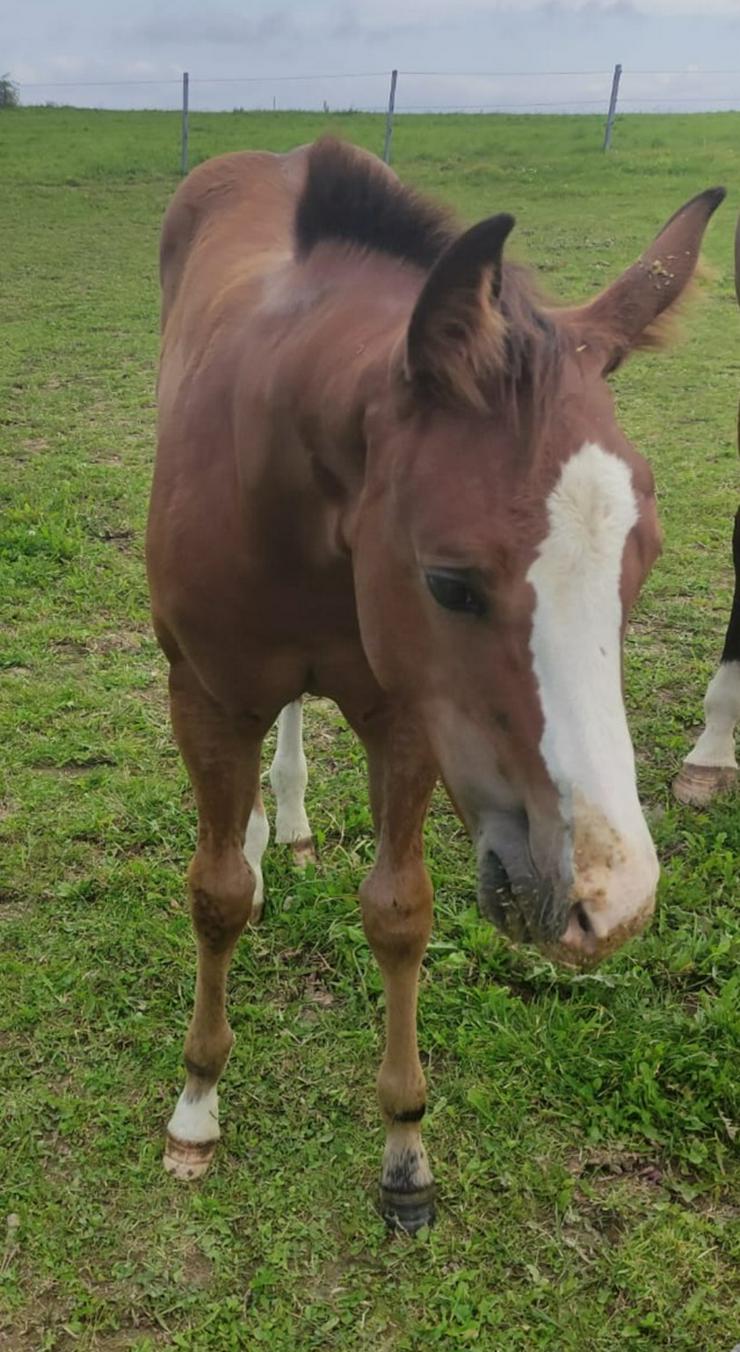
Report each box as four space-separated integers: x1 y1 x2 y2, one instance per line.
603 62 622 151
382 69 398 165
180 71 190 176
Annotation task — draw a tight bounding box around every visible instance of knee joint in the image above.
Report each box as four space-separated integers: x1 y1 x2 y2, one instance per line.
360 862 432 962
189 848 255 948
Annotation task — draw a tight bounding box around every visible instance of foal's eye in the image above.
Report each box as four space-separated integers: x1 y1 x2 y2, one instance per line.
424 569 487 617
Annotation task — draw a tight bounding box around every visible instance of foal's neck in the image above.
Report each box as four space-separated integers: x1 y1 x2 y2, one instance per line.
280 248 420 498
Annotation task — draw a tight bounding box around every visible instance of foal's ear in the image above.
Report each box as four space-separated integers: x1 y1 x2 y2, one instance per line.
567 187 726 373
404 213 516 410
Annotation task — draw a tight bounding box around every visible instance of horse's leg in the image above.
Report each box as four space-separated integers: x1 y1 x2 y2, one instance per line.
269 699 315 866
674 509 740 806
244 788 270 923
164 661 264 1181
349 708 437 1234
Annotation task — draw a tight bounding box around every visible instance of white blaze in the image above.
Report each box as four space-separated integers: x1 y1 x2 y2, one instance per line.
527 442 658 927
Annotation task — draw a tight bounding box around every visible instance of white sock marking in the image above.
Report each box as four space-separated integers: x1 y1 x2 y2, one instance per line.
686 660 740 769
270 701 311 843
244 798 270 914
168 1084 220 1144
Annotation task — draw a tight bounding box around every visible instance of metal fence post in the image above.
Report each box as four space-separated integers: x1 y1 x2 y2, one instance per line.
603 62 622 151
180 71 189 175
382 69 398 165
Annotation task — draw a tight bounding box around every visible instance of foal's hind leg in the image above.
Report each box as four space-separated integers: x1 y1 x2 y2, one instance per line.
244 789 270 923
345 705 437 1234
270 699 315 865
164 662 264 1181
674 509 740 806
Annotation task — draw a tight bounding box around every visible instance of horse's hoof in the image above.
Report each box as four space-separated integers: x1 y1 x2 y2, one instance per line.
291 837 316 869
379 1183 436 1236
163 1133 217 1181
672 761 737 807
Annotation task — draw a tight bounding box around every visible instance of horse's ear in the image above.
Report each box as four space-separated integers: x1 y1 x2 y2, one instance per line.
565 187 725 373
404 213 516 410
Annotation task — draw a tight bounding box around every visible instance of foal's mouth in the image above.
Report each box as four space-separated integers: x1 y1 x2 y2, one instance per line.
477 847 573 951
477 849 533 944
477 851 626 971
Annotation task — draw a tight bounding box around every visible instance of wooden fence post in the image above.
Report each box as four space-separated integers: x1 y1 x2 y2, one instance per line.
603 63 622 151
180 71 190 176
382 69 398 165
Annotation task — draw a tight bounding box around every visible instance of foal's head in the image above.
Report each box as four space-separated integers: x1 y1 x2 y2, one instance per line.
340 154 724 967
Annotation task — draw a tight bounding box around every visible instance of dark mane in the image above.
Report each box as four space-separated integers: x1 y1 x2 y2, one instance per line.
295 137 563 422
295 137 458 270
494 265 564 424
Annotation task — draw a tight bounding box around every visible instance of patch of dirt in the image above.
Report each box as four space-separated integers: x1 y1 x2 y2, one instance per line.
85 1333 169 1351
32 756 117 775
566 1147 665 1189
0 885 26 906
303 972 335 1009
52 638 91 657
94 527 135 553
0 885 31 922
304 1256 350 1303
91 629 150 655
0 1280 72 1350
88 451 124 465
267 946 341 1019
181 1247 214 1290
558 1149 669 1252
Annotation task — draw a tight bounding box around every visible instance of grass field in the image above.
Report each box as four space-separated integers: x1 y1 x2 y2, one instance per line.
1 107 738 1350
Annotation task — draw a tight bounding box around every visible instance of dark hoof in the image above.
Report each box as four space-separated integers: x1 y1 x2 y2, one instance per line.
379 1183 436 1235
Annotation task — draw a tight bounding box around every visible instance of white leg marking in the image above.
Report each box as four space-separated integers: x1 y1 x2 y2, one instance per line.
685 661 740 769
527 442 659 933
244 796 270 920
167 1083 220 1144
270 701 312 844
382 1129 434 1190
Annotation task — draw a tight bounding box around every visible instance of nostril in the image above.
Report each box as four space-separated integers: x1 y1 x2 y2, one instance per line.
562 900 599 955
574 902 592 936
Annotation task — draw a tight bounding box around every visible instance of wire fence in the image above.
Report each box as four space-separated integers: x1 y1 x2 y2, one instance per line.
13 66 740 170
17 67 740 111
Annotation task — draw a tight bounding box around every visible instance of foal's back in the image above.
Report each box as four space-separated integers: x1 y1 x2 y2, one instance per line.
159 147 307 332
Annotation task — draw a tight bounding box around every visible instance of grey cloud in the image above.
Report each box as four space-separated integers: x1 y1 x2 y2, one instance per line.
129 7 302 49
10 0 740 109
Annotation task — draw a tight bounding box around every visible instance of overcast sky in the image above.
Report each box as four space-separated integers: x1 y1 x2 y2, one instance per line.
8 0 740 113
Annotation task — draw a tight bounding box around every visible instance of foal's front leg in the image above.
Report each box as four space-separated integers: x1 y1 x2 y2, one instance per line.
356 714 437 1233
164 662 264 1180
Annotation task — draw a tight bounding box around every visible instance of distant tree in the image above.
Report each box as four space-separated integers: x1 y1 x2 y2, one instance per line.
0 74 20 108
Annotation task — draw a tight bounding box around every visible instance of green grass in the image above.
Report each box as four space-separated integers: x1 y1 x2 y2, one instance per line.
1 108 738 1350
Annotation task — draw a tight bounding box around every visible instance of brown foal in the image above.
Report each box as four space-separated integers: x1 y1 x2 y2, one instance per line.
147 138 723 1231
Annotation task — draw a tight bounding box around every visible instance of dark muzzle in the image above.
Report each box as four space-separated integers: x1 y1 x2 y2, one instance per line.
477 848 568 948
